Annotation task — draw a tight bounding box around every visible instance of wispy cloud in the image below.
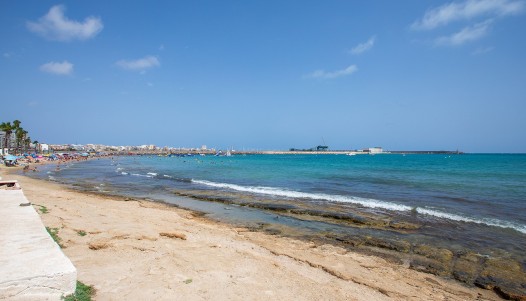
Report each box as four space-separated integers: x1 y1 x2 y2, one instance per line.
350 36 376 55
472 46 495 54
116 56 160 71
305 65 358 79
27 5 103 41
412 0 524 30
39 60 73 75
435 19 493 46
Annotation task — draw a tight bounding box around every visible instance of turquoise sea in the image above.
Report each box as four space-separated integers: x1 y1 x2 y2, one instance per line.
32 153 526 293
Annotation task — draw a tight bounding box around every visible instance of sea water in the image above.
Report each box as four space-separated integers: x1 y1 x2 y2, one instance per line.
44 154 525 227
33 154 526 260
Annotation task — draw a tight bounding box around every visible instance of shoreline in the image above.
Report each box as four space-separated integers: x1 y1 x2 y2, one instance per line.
0 166 504 300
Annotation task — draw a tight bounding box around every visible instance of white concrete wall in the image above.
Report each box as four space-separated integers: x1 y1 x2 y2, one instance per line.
0 189 77 300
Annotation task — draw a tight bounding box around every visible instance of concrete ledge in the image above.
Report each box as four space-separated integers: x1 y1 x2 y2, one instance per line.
0 189 77 300
0 180 20 189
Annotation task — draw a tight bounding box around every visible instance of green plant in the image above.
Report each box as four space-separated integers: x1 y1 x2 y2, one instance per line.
63 281 94 301
32 204 48 214
77 230 87 237
46 227 63 247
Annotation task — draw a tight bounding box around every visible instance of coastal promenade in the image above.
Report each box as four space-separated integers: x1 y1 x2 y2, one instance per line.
0 180 76 300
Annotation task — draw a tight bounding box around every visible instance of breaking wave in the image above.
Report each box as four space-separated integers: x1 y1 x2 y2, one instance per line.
191 179 526 234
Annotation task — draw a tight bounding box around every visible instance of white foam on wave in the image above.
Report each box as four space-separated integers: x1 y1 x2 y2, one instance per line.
163 175 172 178
94 186 110 193
130 173 153 178
192 179 526 234
417 208 526 234
191 180 412 211
121 172 129 175
147 172 158 176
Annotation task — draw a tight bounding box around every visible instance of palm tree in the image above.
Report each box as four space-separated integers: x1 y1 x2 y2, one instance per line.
22 130 28 153
15 128 22 154
33 140 39 153
24 137 31 153
0 121 14 154
22 130 29 153
13 120 22 153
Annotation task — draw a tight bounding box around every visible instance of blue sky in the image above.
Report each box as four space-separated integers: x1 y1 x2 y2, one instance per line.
1 1 525 152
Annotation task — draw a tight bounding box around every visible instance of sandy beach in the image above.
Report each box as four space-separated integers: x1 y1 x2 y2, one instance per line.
1 166 502 301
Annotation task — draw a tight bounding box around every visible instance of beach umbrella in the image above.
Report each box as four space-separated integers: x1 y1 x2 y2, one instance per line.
4 155 18 161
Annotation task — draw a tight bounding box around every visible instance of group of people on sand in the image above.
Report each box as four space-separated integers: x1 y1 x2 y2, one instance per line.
2 152 94 170
22 164 38 172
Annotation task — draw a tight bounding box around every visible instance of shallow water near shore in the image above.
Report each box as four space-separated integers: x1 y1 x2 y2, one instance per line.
29 154 526 296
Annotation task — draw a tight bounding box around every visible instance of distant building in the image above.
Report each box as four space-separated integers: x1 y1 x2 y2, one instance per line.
367 147 383 154
0 131 16 154
0 131 5 155
201 145 207 150
40 144 49 153
69 144 85 151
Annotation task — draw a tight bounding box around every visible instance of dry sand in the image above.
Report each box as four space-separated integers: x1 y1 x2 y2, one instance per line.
1 167 501 301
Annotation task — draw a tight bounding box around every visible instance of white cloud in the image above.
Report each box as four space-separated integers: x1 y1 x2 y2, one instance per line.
472 46 495 54
306 65 358 79
435 19 493 46
27 5 103 41
350 36 376 55
39 60 73 75
412 0 523 30
116 56 160 71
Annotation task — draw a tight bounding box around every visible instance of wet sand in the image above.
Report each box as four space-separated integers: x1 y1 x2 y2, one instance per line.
1 166 502 300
